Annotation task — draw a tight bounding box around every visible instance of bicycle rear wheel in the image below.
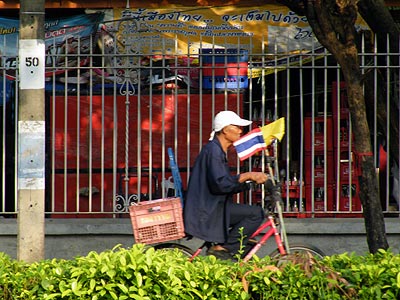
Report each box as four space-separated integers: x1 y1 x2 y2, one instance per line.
269 243 325 260
154 242 194 257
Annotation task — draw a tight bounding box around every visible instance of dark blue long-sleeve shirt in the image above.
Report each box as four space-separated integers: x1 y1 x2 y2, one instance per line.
183 137 248 243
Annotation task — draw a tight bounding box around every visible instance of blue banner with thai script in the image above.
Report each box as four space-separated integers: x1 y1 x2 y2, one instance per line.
0 13 104 80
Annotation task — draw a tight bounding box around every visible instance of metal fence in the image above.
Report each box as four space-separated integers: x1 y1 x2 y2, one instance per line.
0 26 398 218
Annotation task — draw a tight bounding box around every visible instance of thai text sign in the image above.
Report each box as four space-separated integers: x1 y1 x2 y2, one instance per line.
114 5 368 56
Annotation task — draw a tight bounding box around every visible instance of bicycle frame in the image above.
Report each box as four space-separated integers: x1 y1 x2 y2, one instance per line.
242 213 285 262
188 210 286 262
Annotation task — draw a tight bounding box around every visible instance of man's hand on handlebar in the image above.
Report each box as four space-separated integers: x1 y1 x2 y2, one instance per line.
240 172 269 184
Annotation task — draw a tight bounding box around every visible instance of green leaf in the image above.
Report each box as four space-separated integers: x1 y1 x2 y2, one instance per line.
90 279 96 290
204 265 210 276
109 290 118 299
54 267 63 276
41 279 52 290
71 281 82 296
120 255 127 267
136 272 143 287
184 270 191 281
117 283 129 294
107 269 116 278
101 265 109 273
397 272 400 289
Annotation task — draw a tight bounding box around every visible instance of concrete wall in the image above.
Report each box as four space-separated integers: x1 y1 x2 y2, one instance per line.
0 218 399 260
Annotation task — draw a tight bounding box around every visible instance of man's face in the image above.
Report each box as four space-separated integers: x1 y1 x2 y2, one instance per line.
224 124 243 142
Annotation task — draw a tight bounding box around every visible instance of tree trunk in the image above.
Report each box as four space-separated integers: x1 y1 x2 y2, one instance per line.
313 1 389 253
278 0 389 253
358 1 400 168
341 68 389 253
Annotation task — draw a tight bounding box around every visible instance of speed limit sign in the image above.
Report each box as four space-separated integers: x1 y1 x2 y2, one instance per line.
18 39 45 90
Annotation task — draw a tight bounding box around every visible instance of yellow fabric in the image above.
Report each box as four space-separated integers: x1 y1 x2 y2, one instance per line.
260 117 285 146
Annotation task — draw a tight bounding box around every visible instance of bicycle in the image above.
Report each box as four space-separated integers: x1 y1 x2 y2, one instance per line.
139 138 325 262
153 173 325 262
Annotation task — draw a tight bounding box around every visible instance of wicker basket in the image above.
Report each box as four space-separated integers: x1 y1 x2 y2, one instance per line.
129 197 185 244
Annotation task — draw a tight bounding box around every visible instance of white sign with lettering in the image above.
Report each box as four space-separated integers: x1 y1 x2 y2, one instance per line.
18 39 45 89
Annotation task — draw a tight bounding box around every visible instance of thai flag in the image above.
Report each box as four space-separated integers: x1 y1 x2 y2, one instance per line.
233 127 267 161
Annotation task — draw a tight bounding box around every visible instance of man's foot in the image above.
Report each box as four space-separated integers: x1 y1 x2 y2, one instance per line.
206 245 234 260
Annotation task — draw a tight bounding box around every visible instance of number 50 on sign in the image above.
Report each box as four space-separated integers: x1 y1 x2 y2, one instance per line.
18 39 45 90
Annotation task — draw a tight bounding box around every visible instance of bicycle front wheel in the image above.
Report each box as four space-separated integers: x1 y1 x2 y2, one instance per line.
154 242 194 257
269 243 325 260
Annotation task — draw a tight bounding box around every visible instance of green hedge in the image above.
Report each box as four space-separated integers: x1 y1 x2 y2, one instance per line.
0 245 399 299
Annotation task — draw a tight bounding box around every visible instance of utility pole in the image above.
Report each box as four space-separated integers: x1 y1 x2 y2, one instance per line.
17 0 46 262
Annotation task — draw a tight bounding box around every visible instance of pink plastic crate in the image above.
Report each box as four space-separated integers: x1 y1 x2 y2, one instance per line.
129 197 185 244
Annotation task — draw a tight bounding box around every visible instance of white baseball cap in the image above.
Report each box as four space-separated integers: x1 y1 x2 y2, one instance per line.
209 111 252 140
213 110 252 131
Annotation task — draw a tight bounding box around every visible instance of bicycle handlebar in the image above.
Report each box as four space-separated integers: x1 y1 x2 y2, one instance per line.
246 178 283 212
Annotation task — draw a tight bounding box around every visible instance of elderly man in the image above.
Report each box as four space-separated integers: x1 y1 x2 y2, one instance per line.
184 111 267 260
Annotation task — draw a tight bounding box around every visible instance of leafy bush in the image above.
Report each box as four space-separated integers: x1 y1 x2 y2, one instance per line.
0 245 399 299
